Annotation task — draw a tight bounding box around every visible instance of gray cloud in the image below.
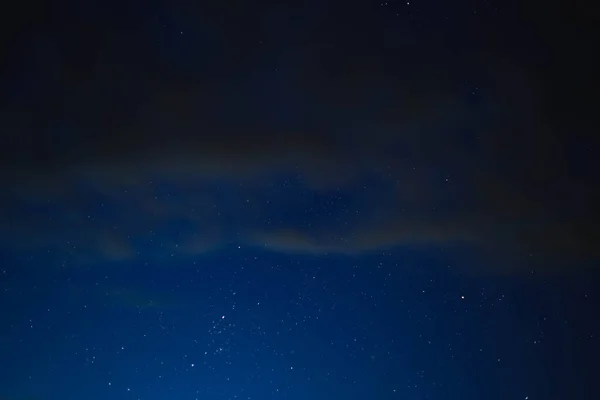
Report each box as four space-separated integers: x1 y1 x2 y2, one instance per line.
0 20 597 274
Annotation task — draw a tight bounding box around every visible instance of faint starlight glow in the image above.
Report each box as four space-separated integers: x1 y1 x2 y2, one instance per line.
0 1 595 400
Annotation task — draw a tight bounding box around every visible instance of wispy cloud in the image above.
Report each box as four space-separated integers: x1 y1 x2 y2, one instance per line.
0 31 597 274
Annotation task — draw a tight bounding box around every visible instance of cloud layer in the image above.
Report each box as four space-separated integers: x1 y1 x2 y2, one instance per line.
1 1 598 273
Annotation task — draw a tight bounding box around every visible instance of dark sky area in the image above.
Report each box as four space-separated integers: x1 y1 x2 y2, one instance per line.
0 1 598 399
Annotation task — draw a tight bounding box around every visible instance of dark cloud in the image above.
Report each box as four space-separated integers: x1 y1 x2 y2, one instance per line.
0 1 597 273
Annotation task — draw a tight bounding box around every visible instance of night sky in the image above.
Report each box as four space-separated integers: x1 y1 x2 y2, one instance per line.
0 1 598 399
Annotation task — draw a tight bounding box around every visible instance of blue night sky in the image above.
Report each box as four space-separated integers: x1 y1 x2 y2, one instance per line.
0 1 598 399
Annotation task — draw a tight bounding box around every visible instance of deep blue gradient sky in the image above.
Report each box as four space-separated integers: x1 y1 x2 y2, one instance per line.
1 0 598 399
2 244 597 400
1 180 598 399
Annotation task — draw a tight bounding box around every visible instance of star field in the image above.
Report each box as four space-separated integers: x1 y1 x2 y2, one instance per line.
0 0 598 399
